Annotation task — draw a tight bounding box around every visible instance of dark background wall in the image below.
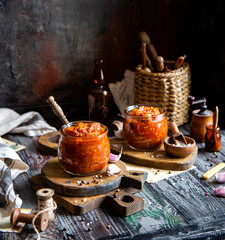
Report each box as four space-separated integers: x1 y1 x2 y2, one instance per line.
1 0 225 128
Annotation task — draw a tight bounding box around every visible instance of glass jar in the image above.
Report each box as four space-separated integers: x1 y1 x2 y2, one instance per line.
123 104 168 151
58 121 110 176
205 125 221 152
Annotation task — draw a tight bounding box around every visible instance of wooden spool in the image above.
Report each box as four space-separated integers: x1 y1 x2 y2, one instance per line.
10 208 48 231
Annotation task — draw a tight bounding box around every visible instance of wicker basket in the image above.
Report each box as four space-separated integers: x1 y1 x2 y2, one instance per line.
134 61 191 126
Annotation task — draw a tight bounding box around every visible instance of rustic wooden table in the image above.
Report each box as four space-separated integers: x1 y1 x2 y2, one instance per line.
1 124 225 240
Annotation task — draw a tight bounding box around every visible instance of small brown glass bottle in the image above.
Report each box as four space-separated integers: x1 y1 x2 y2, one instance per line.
87 59 111 126
205 125 221 152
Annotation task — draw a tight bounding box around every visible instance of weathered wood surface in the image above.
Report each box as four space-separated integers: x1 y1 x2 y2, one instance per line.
31 174 145 217
38 131 59 155
2 123 225 240
38 132 197 170
40 158 147 197
110 138 197 171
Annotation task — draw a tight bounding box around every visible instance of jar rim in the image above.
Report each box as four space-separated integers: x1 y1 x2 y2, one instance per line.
124 104 166 118
60 120 108 139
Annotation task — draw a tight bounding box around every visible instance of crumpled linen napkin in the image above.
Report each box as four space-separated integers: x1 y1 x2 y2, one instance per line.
0 139 29 212
0 108 56 213
0 108 56 137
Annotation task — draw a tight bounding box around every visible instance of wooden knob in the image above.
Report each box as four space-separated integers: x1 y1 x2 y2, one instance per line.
10 208 49 231
46 96 69 125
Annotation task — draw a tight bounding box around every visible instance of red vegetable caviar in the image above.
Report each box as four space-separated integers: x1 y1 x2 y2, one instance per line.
129 106 161 117
65 122 104 137
123 105 168 150
58 121 110 175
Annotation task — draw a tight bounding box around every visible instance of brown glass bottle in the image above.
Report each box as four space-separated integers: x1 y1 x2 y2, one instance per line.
87 59 111 126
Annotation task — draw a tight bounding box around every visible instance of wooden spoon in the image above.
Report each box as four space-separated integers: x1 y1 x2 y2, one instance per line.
169 122 187 145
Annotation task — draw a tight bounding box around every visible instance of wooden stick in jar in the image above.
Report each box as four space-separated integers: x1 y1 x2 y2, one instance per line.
213 106 218 130
46 96 69 125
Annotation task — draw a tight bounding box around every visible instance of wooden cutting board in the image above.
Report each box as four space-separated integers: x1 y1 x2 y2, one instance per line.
38 131 59 155
38 132 197 170
31 158 147 216
40 158 147 197
110 138 198 171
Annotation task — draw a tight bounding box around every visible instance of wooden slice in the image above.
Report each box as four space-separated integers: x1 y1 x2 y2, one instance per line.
41 158 147 197
110 138 198 171
38 131 60 155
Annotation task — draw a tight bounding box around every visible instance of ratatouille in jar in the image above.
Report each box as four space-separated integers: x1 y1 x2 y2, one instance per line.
58 121 110 176
123 104 168 151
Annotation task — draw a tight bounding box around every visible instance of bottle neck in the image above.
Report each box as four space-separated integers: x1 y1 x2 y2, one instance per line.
93 59 105 86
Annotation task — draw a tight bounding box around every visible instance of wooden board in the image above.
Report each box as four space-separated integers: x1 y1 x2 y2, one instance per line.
38 131 59 155
41 158 147 197
38 132 197 170
31 158 147 216
31 174 145 216
110 138 198 171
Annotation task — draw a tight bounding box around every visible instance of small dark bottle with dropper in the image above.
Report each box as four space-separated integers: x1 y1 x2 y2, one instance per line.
87 59 111 126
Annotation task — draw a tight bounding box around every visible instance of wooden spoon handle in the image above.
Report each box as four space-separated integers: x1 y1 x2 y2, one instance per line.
213 106 218 129
169 122 179 134
46 96 69 125
174 56 185 70
156 56 164 72
141 42 147 69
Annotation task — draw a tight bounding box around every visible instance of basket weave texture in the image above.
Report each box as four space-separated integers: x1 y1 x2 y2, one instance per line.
134 61 191 126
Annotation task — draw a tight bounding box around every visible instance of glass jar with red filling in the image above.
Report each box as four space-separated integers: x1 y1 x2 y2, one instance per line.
58 121 110 176
123 104 168 151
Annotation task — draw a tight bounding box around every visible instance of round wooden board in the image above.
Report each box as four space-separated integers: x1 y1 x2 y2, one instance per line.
41 158 137 197
110 138 198 171
38 131 60 155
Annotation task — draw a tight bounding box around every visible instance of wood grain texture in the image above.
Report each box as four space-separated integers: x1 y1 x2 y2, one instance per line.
5 121 225 238
110 138 197 170
31 174 145 216
41 158 147 197
38 131 59 155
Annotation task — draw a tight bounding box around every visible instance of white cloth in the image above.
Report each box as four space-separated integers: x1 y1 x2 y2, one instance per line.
0 108 56 137
109 69 134 116
0 139 28 212
0 108 56 212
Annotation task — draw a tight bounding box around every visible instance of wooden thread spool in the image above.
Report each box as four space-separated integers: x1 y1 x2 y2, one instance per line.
36 188 56 221
10 208 48 231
